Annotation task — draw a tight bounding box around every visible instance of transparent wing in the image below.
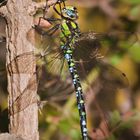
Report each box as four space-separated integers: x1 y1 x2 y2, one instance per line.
10 46 74 114
7 52 38 115
38 47 74 101
7 51 35 74
73 31 138 87
75 31 139 54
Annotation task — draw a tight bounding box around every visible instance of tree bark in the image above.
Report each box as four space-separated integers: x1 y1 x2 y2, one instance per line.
0 0 39 140
0 133 24 140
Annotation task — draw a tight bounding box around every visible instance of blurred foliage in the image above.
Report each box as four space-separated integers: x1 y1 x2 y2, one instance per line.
0 0 140 140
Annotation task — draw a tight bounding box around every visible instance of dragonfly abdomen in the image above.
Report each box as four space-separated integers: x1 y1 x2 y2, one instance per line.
61 44 88 139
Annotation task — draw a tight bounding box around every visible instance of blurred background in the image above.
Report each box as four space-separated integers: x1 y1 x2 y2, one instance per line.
0 0 140 140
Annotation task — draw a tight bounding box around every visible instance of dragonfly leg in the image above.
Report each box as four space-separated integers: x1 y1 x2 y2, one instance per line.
34 23 60 36
53 2 64 16
44 23 60 35
37 16 61 27
43 17 61 24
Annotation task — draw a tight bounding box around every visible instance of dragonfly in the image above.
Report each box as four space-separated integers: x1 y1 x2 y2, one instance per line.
33 0 139 140
35 1 89 140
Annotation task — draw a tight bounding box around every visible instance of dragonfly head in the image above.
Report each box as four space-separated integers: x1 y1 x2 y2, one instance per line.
61 6 78 20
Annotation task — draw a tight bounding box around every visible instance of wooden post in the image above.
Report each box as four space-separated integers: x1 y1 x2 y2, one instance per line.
0 0 39 140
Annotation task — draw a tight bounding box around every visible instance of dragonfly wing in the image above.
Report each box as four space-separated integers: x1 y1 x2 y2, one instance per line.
7 51 35 74
75 31 138 56
36 44 76 103
73 31 130 90
11 49 74 114
97 60 129 88
74 56 129 89
11 74 38 115
38 66 74 103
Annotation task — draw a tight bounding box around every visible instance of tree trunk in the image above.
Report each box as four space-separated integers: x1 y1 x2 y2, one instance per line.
0 0 39 140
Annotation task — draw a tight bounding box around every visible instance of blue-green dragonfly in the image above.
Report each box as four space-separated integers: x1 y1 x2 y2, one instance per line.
35 1 89 139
